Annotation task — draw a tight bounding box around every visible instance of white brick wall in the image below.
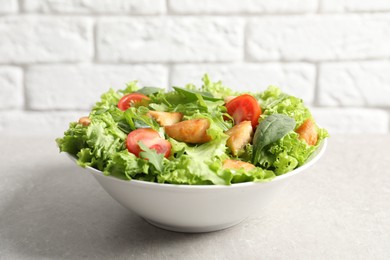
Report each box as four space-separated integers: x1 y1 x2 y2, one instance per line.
311 108 389 134
319 61 390 107
321 0 390 12
168 0 318 14
247 15 390 61
0 67 23 109
97 17 244 62
0 16 93 63
24 0 165 14
0 0 389 135
0 0 18 13
26 65 168 110
171 63 316 103
0 111 83 137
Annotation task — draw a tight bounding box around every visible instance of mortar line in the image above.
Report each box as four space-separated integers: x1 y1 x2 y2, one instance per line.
92 19 98 63
313 63 321 108
17 0 24 13
243 18 249 62
20 64 28 111
24 108 91 113
167 63 175 90
316 0 323 14
9 12 390 18
2 58 390 68
387 109 390 133
165 0 171 15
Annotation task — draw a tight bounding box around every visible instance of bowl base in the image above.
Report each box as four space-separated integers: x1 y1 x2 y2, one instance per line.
143 218 246 233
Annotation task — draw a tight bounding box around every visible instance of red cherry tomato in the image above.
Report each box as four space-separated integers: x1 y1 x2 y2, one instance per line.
226 94 261 128
118 93 150 111
126 128 171 158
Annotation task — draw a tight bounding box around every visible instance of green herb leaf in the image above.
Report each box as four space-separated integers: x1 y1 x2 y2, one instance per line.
173 86 222 102
252 114 296 165
123 107 159 131
138 141 164 172
201 74 237 98
136 86 164 96
117 121 132 134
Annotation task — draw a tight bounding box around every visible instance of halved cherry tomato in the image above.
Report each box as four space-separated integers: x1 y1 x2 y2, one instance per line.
226 94 261 128
296 119 318 146
118 93 150 111
126 128 171 158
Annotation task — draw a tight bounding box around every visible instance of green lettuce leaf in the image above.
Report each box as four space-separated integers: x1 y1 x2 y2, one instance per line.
139 142 164 173
159 134 231 185
56 122 88 156
259 86 311 127
57 75 328 184
104 150 149 180
201 74 237 98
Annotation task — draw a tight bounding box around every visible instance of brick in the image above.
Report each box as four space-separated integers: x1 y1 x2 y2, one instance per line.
24 0 165 14
311 108 389 134
0 67 23 109
171 63 316 103
247 15 390 61
0 16 93 64
319 61 390 107
0 111 85 137
26 65 168 110
0 0 18 13
97 17 244 62
169 0 317 14
321 0 390 12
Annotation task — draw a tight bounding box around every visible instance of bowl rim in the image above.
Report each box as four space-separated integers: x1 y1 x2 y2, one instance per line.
67 139 327 190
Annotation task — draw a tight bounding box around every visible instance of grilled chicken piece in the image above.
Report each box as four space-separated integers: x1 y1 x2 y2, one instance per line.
164 118 211 144
78 116 91 126
223 159 256 171
148 111 183 126
225 120 253 156
296 119 318 146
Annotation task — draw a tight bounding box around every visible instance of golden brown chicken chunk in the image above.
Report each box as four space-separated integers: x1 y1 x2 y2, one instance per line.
78 116 91 126
222 159 256 171
164 118 211 144
225 120 253 156
148 111 183 126
296 119 318 146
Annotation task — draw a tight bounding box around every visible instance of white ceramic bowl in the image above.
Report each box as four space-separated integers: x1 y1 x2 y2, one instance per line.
69 140 327 233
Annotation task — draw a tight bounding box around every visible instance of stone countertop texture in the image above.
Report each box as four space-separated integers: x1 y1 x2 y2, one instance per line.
0 135 389 259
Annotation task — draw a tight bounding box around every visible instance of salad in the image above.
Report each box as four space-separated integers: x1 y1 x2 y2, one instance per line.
57 75 328 185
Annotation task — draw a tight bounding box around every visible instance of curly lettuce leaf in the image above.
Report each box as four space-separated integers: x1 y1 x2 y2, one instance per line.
159 134 231 185
91 88 122 115
228 166 275 183
77 120 123 170
57 75 328 184
56 122 87 156
201 74 237 98
256 130 328 175
259 86 311 127
250 86 329 175
104 150 149 180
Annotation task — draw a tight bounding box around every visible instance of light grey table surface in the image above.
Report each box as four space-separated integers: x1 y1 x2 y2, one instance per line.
0 135 389 260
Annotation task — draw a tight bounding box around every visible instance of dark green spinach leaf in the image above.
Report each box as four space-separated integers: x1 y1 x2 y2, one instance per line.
252 114 296 165
136 87 164 96
173 87 222 102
